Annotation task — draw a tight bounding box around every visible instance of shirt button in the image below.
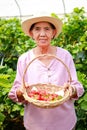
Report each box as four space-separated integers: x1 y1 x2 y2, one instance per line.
48 75 51 77
48 68 50 71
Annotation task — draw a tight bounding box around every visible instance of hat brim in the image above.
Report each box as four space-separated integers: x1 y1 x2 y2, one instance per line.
21 16 63 38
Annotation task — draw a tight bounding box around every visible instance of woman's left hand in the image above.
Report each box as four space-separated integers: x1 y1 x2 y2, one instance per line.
63 83 77 98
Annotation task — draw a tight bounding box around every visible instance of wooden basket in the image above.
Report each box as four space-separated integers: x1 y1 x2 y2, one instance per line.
22 54 72 108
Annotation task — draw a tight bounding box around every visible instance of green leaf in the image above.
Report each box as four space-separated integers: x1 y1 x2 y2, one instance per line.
80 101 87 111
0 113 5 122
20 107 24 116
83 93 87 101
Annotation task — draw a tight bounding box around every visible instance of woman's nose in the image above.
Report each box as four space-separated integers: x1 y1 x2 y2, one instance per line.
40 30 46 36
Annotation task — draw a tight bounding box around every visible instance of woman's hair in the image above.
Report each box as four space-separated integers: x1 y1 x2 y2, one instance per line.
30 22 56 31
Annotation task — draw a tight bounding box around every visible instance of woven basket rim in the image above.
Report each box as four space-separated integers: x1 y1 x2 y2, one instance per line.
23 83 70 108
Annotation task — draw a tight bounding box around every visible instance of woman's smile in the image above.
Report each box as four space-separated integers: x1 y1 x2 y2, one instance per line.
39 38 47 43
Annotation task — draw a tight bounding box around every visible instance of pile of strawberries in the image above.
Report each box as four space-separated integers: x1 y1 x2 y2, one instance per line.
28 89 62 101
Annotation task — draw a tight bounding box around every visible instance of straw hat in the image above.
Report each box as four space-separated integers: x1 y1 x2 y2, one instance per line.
21 12 63 38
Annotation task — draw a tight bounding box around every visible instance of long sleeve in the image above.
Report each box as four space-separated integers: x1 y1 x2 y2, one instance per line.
8 51 29 103
69 55 84 99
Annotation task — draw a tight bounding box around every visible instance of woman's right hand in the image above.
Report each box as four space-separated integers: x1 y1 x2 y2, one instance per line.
16 86 25 101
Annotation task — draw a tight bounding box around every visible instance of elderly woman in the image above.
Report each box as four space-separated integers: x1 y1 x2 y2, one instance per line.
8 13 84 130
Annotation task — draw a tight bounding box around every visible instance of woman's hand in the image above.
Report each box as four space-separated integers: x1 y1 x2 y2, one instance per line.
16 86 25 102
63 83 77 98
70 85 77 98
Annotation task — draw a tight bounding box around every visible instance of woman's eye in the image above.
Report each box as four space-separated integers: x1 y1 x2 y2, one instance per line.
45 27 50 30
34 27 40 31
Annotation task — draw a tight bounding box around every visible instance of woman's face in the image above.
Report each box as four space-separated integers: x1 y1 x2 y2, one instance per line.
30 22 56 47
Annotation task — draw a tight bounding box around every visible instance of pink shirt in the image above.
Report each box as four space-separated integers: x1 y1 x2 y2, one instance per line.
8 47 84 130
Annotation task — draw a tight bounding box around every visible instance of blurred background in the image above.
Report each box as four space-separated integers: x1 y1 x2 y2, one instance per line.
0 0 87 18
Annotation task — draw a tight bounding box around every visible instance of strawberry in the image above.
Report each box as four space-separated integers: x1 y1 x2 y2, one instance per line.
28 89 63 101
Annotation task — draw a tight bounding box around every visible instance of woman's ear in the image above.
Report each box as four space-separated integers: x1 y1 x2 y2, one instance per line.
53 30 57 37
52 29 57 39
29 30 33 37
